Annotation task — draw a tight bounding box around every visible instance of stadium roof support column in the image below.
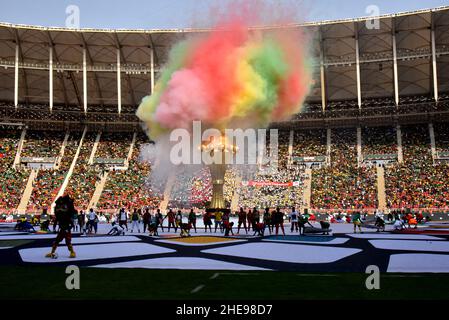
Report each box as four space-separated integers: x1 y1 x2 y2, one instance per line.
83 47 87 113
49 45 53 112
431 18 439 102
319 28 326 112
392 23 399 107
14 43 19 108
117 48 121 114
355 25 362 109
150 46 155 94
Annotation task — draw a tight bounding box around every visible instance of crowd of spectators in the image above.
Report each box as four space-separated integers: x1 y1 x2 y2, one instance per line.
0 128 29 212
434 123 449 153
21 130 65 158
292 129 327 157
385 125 449 209
95 132 134 159
98 140 163 211
362 126 397 156
312 128 378 210
26 132 83 212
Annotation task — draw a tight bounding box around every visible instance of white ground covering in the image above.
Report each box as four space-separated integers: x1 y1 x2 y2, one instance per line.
388 254 449 273
261 238 349 245
348 234 443 240
19 243 175 263
0 232 29 235
70 236 140 244
91 257 271 270
202 243 362 264
0 234 60 240
154 239 247 246
369 240 449 252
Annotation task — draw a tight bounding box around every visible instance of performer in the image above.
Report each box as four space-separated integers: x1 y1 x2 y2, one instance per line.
167 209 176 232
188 209 197 233
45 194 76 258
237 207 247 234
273 207 285 236
288 207 299 232
263 207 272 234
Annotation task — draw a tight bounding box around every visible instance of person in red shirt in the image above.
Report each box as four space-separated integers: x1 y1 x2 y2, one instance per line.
167 209 176 232
247 209 253 231
237 208 247 234
203 211 212 232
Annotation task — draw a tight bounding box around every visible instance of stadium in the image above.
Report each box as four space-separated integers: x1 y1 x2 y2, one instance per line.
1 3 449 302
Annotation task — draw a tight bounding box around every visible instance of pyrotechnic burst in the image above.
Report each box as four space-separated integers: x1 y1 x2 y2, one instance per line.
136 17 312 137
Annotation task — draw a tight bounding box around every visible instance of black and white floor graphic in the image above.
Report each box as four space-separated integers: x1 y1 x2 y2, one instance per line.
1 223 449 273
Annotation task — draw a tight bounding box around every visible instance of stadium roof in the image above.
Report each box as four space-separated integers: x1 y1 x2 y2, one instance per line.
0 6 448 109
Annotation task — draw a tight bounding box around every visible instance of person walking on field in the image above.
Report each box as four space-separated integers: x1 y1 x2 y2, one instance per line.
167 209 176 232
237 208 247 234
289 207 299 232
274 207 285 236
131 208 141 233
188 209 197 233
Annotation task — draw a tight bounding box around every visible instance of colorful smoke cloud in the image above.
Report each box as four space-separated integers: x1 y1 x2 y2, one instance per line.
136 17 312 137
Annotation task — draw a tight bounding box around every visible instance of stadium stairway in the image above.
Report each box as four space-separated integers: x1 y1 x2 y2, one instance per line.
12 128 26 169
124 132 137 169
17 169 38 214
51 127 87 213
55 132 70 169
88 171 109 210
88 131 102 165
302 168 312 209
376 166 387 211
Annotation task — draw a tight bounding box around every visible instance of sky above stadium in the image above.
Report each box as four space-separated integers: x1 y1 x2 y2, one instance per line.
0 0 448 29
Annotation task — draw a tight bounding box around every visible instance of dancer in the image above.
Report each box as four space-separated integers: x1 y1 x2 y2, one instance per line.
188 209 197 233
175 210 183 230
247 208 253 231
203 211 212 233
289 207 299 232
214 211 223 233
263 207 272 234
142 207 151 233
78 210 85 235
273 207 285 236
156 208 165 232
131 208 141 233
45 195 76 259
237 208 247 234
352 211 363 233
167 209 176 232
118 207 128 231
